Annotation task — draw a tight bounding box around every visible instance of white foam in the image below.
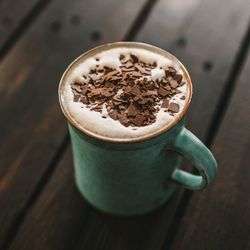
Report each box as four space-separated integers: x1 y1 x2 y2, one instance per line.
61 47 189 139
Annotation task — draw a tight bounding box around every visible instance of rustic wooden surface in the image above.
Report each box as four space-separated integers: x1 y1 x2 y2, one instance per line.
0 0 146 247
171 50 250 250
0 0 249 249
0 0 44 53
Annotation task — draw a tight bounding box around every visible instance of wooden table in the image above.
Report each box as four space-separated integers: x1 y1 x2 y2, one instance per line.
0 0 250 249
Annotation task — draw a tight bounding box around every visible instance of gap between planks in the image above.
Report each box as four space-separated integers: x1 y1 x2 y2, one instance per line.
4 2 249 250
0 0 158 249
2 3 249 250
0 0 52 61
163 22 250 250
0 134 69 250
124 0 158 40
205 22 250 146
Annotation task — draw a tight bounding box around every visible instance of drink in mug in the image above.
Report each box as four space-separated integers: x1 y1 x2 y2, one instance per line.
59 42 217 215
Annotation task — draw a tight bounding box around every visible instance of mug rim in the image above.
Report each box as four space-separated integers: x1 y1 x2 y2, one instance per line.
58 42 193 144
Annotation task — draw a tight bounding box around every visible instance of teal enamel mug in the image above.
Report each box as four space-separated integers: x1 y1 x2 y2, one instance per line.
58 42 217 215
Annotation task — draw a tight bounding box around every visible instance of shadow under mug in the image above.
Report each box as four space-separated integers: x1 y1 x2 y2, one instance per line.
59 42 217 215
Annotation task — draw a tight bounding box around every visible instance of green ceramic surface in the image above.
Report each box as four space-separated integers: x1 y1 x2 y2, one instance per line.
69 118 217 215
59 42 217 215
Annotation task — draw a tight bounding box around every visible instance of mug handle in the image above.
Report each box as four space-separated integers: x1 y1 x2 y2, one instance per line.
169 127 217 190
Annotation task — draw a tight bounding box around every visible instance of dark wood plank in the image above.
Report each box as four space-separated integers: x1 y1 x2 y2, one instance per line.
137 0 250 139
8 148 92 250
72 0 250 248
136 0 250 248
0 0 146 247
170 52 250 250
6 0 250 250
0 0 42 50
6 1 204 249
75 0 250 247
8 145 187 250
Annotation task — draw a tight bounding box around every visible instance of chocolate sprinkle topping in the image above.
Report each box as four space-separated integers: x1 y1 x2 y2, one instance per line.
161 98 169 108
168 102 180 113
71 53 185 127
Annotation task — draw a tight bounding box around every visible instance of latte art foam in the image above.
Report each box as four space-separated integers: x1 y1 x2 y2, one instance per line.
60 46 190 139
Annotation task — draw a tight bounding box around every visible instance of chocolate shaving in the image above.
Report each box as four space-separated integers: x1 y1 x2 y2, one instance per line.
89 74 100 81
135 63 151 75
71 83 82 93
169 79 179 89
117 113 130 126
70 53 186 127
145 90 158 96
168 67 177 73
132 114 145 126
161 99 169 108
174 74 182 84
74 95 81 102
168 102 179 113
82 86 89 95
119 54 125 61
127 102 140 117
121 67 136 72
80 96 89 104
124 61 134 68
130 54 138 63
124 86 131 93
158 86 170 97
101 88 115 97
131 71 142 77
131 85 141 96
165 85 171 91
91 88 102 96
109 110 118 120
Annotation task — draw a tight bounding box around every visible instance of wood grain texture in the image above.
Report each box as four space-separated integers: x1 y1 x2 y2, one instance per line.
6 1 204 249
0 0 145 246
68 0 250 248
135 0 250 248
3 0 250 250
137 0 250 139
8 147 184 250
8 148 92 250
0 0 42 50
170 51 250 250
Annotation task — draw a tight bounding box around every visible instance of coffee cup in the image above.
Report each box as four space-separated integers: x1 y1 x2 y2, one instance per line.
58 42 217 215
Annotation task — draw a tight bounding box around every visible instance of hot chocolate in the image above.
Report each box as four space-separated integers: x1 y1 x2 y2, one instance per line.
60 44 190 139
